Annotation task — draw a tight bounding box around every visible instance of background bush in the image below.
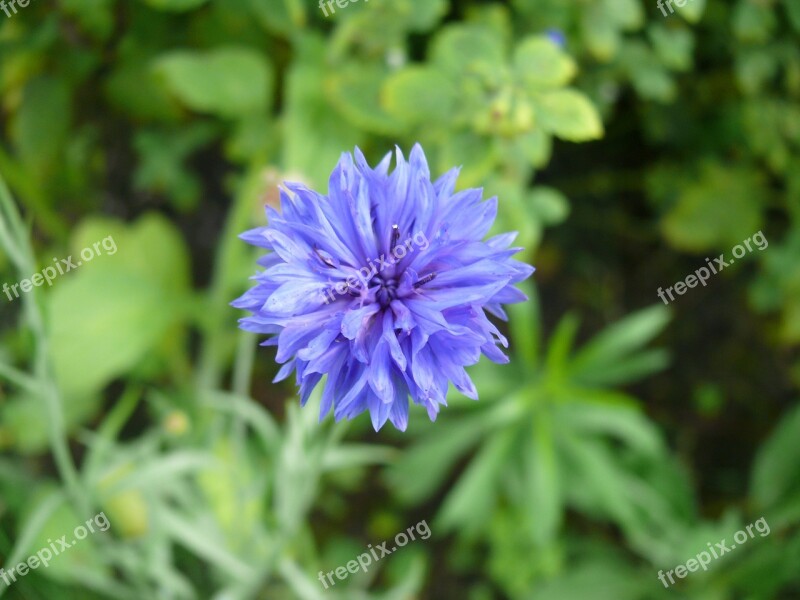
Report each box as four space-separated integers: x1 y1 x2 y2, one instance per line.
0 0 798 598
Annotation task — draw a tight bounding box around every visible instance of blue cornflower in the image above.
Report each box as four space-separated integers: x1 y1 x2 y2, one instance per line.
232 145 534 431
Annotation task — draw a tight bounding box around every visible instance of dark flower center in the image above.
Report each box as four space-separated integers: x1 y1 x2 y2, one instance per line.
372 275 397 307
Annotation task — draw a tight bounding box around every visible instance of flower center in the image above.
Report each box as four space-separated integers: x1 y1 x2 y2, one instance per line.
373 276 398 307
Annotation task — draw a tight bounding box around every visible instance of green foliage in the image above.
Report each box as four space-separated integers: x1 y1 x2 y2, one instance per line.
0 0 799 598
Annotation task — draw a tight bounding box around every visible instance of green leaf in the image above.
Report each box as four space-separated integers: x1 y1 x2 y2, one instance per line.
431 24 506 76
245 0 306 33
733 0 776 43
514 36 576 89
648 24 695 72
558 402 665 458
104 59 183 122
60 0 115 40
437 431 514 534
621 42 676 103
534 89 604 142
751 402 800 510
560 436 637 526
48 214 192 397
140 0 210 11
282 34 363 189
515 128 552 168
529 186 570 225
401 0 449 31
525 413 562 544
325 65 405 134
21 490 111 584
154 47 273 117
387 412 493 504
603 0 643 30
544 313 581 375
381 66 457 126
581 8 620 62
159 507 255 580
10 76 72 178
661 163 766 251
571 305 670 376
507 279 540 366
676 0 706 23
438 130 497 188
785 0 800 32
736 49 780 96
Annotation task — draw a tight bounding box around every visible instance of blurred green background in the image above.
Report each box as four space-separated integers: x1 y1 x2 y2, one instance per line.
1 0 799 598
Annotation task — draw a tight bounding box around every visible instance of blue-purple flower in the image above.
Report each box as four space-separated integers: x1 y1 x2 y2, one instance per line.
233 145 534 431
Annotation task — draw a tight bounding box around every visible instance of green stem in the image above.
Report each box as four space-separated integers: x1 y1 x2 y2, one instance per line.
195 166 264 392
0 170 87 518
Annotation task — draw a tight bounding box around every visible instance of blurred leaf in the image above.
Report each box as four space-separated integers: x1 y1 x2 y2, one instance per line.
676 0 706 23
382 66 457 126
10 76 71 178
431 25 506 75
437 430 514 534
154 47 273 117
282 34 363 189
387 412 494 505
515 128 553 168
438 130 496 187
785 0 800 32
104 59 183 122
48 215 192 398
140 0 210 11
245 0 306 33
525 412 562 545
558 402 665 458
570 305 670 385
60 0 115 40
661 163 766 251
751 402 800 511
22 491 110 585
648 24 695 72
514 36 576 89
529 186 570 225
534 89 604 142
733 0 776 44
326 65 406 134
133 124 218 211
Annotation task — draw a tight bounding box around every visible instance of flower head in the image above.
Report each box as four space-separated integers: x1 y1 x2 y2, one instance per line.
233 145 534 431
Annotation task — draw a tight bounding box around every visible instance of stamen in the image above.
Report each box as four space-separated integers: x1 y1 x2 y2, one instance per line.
413 272 436 289
314 246 336 268
391 224 400 249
